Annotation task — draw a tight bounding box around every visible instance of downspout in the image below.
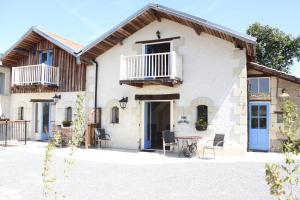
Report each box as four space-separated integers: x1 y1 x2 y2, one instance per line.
92 59 99 124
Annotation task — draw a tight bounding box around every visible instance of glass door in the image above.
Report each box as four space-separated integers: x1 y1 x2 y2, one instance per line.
144 102 152 149
41 103 51 140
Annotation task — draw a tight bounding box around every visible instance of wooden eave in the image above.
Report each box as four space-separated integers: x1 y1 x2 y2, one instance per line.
3 32 43 66
247 62 300 84
2 27 82 67
80 4 256 61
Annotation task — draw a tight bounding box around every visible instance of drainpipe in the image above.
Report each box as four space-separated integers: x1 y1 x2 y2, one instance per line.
92 59 99 124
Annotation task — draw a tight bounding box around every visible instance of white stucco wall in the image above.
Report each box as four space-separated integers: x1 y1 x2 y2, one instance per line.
86 19 248 152
9 92 85 140
0 66 11 118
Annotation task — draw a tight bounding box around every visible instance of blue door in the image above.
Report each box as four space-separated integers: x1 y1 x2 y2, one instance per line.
144 102 152 149
249 102 269 151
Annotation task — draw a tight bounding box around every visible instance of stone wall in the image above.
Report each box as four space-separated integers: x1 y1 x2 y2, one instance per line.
248 69 300 152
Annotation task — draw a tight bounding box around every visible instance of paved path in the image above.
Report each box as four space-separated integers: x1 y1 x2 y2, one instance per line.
0 143 299 200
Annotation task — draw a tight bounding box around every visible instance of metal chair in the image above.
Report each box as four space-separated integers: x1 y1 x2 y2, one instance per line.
162 130 177 155
202 134 225 159
95 128 111 149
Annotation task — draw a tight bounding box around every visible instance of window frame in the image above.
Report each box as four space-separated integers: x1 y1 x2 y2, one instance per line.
39 50 53 65
196 105 208 131
248 77 270 94
111 106 119 124
65 107 72 122
17 106 24 120
142 41 173 54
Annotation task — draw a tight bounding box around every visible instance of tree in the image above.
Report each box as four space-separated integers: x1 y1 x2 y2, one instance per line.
265 99 300 200
247 22 300 73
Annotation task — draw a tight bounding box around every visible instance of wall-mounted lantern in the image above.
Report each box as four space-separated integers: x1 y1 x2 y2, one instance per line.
156 30 161 39
279 88 290 110
52 93 61 105
279 89 290 101
119 97 128 109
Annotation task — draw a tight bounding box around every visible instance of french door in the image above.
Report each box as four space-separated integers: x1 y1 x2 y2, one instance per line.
33 102 52 140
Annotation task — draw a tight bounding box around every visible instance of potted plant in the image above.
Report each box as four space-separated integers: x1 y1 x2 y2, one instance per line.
62 120 72 127
195 118 207 131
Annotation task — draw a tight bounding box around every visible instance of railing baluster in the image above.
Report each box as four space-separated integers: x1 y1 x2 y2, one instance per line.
120 52 180 80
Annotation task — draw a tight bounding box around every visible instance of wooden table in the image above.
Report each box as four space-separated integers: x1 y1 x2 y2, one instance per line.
175 136 202 157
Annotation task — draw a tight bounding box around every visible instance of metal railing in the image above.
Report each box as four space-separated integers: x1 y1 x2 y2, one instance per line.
11 64 59 86
120 51 182 80
0 120 29 146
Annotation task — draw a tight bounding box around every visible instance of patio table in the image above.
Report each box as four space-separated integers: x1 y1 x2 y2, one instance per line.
175 136 202 157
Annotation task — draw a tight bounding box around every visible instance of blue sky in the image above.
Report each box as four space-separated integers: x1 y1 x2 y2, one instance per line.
1 0 300 75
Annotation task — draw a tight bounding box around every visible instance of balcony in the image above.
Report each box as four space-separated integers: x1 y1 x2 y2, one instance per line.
11 64 59 87
120 51 182 87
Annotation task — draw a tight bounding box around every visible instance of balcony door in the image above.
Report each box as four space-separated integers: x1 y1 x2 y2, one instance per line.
144 101 171 150
39 50 53 66
144 42 171 78
33 102 53 141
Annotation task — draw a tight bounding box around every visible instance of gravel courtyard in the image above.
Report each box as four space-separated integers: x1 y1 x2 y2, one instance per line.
0 142 298 200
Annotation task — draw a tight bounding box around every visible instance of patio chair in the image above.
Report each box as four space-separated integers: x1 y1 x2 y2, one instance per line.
162 130 177 155
202 134 225 159
95 128 111 149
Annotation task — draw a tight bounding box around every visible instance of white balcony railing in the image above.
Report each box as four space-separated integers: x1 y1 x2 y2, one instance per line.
11 64 59 86
120 51 182 81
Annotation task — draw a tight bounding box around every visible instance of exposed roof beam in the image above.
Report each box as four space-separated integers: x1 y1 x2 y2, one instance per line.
150 9 161 22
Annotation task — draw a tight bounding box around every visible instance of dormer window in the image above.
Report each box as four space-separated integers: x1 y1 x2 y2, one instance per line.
39 50 53 65
249 77 270 94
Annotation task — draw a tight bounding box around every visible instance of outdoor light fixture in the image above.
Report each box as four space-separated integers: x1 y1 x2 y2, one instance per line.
279 88 290 101
156 30 161 39
119 97 128 109
279 88 290 110
52 93 61 105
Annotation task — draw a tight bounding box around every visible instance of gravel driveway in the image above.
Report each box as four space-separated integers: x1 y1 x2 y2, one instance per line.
0 143 298 200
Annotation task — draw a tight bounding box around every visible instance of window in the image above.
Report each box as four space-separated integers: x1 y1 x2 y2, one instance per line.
65 107 72 121
249 77 270 94
17 107 24 120
39 50 53 65
196 105 208 131
0 73 4 95
111 106 119 123
277 112 284 123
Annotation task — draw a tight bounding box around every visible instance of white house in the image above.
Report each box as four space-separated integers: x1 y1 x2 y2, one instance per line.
79 4 256 154
2 3 298 154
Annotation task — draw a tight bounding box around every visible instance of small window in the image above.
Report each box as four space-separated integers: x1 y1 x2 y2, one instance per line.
111 106 119 124
65 107 72 121
17 107 24 120
277 112 284 123
0 73 5 95
196 105 208 131
249 77 270 94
